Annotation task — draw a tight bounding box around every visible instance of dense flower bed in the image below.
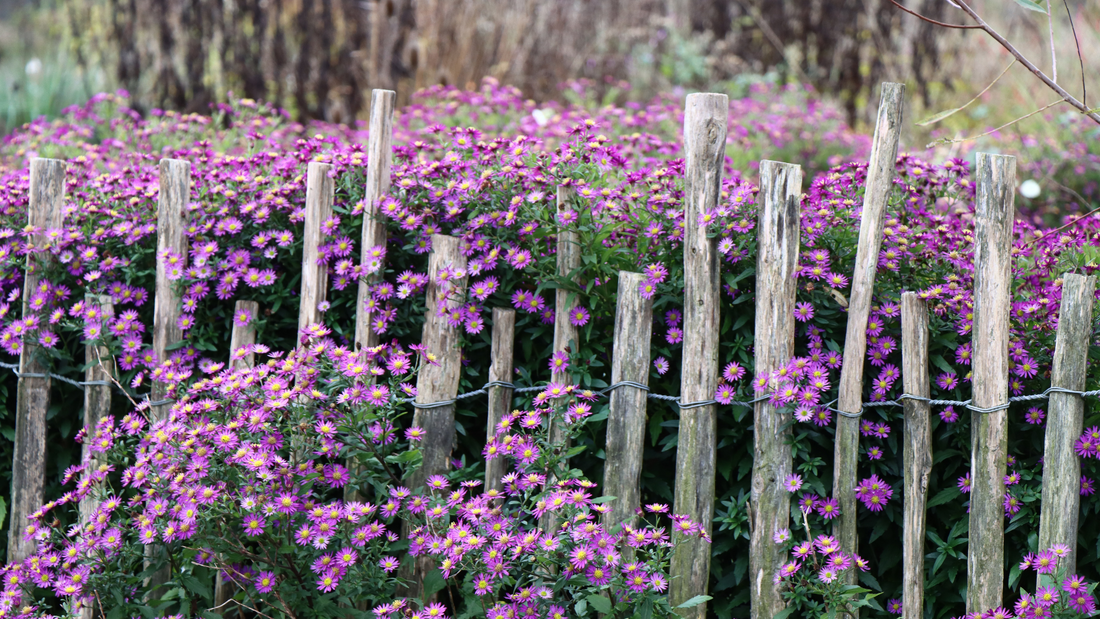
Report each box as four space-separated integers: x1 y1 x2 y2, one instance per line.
0 79 1099 617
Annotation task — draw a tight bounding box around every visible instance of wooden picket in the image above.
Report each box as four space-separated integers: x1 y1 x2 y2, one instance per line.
9 157 66 564
355 88 396 352
486 308 516 494
1038 273 1095 580
671 92 727 618
299 161 334 335
833 84 905 590
901 292 931 619
602 271 653 532
968 152 1015 614
750 160 802 619
151 158 190 420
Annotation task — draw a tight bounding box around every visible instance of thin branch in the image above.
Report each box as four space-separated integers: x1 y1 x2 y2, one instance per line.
1063 0 1086 107
917 59 1015 126
928 99 1065 147
888 0 982 29
953 0 1100 125
1026 203 1100 246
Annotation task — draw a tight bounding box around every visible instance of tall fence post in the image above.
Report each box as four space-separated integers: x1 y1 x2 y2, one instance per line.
967 152 1015 614
80 294 115 524
151 158 190 420
215 299 259 611
750 160 802 619
8 157 66 564
671 91 727 618
602 271 653 532
409 234 466 592
551 187 579 430
355 88 396 351
299 162 334 336
833 84 905 587
901 292 931 619
1038 273 1095 579
485 308 515 495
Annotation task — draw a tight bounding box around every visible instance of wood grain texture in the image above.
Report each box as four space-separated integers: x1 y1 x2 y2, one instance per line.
901 292 932 619
551 186 580 432
151 158 190 420
229 300 259 370
355 89 396 351
299 162 334 336
1037 273 1095 580
671 92 727 618
486 308 515 495
602 271 653 532
80 294 114 619
833 84 905 584
967 152 1015 615
9 157 66 564
749 160 802 619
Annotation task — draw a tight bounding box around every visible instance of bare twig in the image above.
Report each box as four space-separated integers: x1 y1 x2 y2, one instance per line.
1025 203 1100 246
93 346 140 410
917 59 1015 126
929 99 1065 147
888 0 982 29
1063 0 1086 107
952 0 1100 125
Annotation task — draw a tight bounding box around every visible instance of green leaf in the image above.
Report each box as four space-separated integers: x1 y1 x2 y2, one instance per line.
422 568 446 599
587 593 612 614
674 595 712 609
0 496 7 531
1011 0 1046 11
565 445 587 458
771 608 797 619
927 486 958 509
591 495 617 504
574 599 588 616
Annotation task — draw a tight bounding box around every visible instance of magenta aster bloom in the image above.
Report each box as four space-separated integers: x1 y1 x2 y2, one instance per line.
1082 476 1095 496
783 474 803 493
241 514 265 537
722 361 746 382
653 356 669 375
1025 407 1045 424
548 350 570 373
886 599 902 614
793 302 815 322
255 571 276 593
568 306 590 327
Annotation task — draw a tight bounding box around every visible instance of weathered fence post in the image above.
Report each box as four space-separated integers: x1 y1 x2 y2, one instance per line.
1038 273 1095 580
671 91 727 618
80 294 115 523
151 158 190 420
412 234 466 483
901 292 931 619
215 300 258 611
8 157 66 564
967 152 1015 614
408 234 466 592
299 162 334 336
486 308 515 494
551 186 579 434
750 160 802 619
355 89 396 351
833 84 905 588
229 300 259 370
602 271 653 532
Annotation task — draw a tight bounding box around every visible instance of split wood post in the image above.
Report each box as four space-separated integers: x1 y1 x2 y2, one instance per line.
80 294 114 619
550 185 580 444
749 160 802 619
146 158 189 596
354 88 396 351
8 157 66 564
229 300 259 371
298 162 334 337
413 235 468 480
151 158 190 420
1037 273 1095 581
901 292 932 619
967 152 1015 615
409 234 467 593
671 92 727 618
485 308 515 494
602 271 654 532
214 300 259 612
80 294 115 524
833 84 905 591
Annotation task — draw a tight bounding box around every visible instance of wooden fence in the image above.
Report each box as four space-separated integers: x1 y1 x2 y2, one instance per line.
6 83 1095 619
